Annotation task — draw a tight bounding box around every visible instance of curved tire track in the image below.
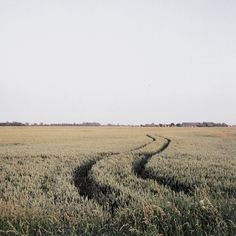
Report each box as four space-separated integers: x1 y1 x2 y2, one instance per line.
73 152 118 199
133 135 171 177
133 136 195 195
74 134 194 217
73 135 154 203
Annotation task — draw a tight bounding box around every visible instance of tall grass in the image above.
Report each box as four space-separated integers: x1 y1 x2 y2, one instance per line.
0 127 235 235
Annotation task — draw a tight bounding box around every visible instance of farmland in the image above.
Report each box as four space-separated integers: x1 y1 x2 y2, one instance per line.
0 127 235 235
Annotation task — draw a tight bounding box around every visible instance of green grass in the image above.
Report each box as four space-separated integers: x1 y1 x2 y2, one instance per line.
0 127 235 235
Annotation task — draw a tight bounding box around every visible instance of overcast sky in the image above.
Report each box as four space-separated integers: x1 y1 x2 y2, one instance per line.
1 1 236 125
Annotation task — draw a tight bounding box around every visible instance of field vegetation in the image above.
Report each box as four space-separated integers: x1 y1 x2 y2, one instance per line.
0 127 235 235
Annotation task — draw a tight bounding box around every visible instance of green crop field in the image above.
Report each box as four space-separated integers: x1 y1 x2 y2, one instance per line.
0 127 235 235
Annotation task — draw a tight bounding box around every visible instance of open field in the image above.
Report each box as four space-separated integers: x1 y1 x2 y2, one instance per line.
0 127 235 235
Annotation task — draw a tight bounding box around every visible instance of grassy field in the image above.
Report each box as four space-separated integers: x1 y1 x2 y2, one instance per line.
0 127 235 235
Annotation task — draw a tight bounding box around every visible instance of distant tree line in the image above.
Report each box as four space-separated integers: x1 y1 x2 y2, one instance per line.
0 122 27 126
180 122 228 127
0 121 229 127
47 122 101 126
0 122 101 127
140 122 228 127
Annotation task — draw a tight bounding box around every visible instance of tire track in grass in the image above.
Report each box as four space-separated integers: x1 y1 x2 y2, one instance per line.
87 135 174 214
73 152 118 199
133 135 170 177
73 134 193 217
73 136 153 201
133 136 195 195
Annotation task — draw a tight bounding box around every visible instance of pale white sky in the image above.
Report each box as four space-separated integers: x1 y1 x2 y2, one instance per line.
1 0 236 124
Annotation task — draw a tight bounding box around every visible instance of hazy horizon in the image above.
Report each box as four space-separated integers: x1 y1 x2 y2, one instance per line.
1 1 236 125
